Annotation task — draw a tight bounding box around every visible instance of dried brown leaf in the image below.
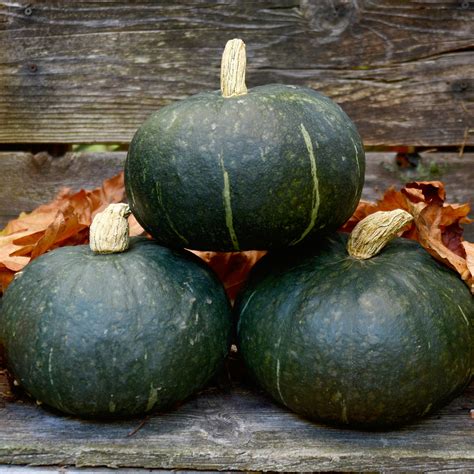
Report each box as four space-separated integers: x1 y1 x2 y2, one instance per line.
461 241 474 293
340 188 411 233
345 181 473 293
30 211 86 259
403 181 446 204
2 172 472 300
191 250 266 302
129 214 146 237
407 201 469 275
0 172 129 294
339 200 379 233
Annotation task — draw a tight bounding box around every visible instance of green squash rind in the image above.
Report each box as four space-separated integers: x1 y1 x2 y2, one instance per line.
236 235 474 429
125 84 365 251
0 237 232 417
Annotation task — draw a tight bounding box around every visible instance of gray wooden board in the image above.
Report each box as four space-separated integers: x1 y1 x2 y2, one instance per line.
0 371 472 471
1 151 472 240
0 150 126 227
0 1 472 146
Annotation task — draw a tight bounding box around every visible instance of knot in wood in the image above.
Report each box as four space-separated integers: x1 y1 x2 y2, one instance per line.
300 0 356 37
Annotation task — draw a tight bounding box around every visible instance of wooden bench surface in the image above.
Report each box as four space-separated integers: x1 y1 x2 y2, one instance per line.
0 362 473 472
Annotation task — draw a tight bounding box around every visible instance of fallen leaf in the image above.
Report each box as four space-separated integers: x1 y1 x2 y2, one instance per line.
403 181 446 205
461 242 474 293
1 175 472 299
340 188 410 232
339 200 378 233
191 250 266 302
345 181 474 293
0 172 132 294
0 271 14 292
129 214 146 237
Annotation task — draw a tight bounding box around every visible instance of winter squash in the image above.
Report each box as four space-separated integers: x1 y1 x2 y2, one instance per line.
236 210 473 428
125 39 365 251
0 204 232 417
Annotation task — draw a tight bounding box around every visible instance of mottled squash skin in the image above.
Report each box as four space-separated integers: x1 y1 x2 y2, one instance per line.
0 237 232 418
125 85 365 251
236 234 473 429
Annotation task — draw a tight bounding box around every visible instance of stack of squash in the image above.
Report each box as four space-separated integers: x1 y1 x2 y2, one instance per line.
1 40 472 428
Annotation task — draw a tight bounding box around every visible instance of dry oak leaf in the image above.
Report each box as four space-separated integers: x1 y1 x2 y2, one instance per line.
2 174 472 298
191 250 266 302
462 241 474 294
344 181 473 294
0 172 141 295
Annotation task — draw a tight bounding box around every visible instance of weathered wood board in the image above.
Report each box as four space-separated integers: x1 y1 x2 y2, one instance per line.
0 366 472 471
1 152 472 240
0 1 472 146
0 150 125 226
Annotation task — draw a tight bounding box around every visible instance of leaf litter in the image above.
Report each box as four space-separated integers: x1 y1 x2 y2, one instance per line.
0 176 472 298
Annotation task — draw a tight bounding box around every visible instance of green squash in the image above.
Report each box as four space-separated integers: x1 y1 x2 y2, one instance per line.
0 205 232 418
125 39 364 251
236 210 473 429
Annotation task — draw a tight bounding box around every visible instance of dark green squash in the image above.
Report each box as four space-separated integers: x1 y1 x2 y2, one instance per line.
0 204 232 418
125 39 364 251
236 210 474 429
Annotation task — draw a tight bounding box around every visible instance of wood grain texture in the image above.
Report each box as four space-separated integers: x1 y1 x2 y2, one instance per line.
0 1 472 146
0 151 125 226
1 151 472 239
0 373 472 471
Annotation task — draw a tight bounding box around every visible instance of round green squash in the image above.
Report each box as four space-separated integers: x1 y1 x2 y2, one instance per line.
125 39 365 251
0 205 232 418
236 210 474 429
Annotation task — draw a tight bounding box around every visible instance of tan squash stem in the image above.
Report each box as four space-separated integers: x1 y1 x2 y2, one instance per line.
347 209 414 259
90 203 131 254
221 38 248 98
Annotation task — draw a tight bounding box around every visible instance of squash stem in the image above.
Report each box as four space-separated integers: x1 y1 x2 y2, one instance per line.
221 39 248 98
89 203 131 254
347 209 413 259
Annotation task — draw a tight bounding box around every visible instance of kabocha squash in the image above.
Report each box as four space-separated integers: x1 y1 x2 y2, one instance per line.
237 210 474 429
0 204 232 417
125 39 365 251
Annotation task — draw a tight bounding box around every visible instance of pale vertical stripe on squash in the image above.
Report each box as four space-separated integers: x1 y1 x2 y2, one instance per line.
290 124 320 245
219 154 240 250
155 182 189 246
276 358 285 404
146 383 159 412
458 305 470 326
48 347 54 388
239 290 256 318
351 135 362 194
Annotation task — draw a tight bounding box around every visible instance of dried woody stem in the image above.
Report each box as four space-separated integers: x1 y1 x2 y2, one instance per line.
347 209 414 259
221 38 248 98
89 203 131 254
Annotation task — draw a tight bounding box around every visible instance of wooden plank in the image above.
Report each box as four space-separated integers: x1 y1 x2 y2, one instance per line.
0 370 472 471
0 1 472 146
0 151 126 226
1 151 472 239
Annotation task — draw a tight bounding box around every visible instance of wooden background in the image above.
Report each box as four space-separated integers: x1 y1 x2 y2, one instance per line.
0 0 472 146
0 0 472 236
1 150 473 240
